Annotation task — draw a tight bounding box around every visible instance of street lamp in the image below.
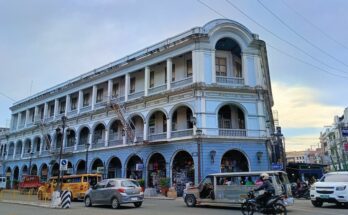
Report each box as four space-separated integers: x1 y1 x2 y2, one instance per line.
196 128 202 183
85 142 90 174
56 116 67 192
28 151 34 175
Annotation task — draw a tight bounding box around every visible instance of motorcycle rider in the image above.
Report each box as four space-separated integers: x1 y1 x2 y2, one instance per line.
253 173 275 208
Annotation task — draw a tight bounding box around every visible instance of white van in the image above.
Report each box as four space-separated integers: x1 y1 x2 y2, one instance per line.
0 177 6 190
183 171 294 207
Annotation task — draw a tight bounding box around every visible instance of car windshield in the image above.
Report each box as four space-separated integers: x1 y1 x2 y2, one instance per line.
121 180 139 187
320 174 348 182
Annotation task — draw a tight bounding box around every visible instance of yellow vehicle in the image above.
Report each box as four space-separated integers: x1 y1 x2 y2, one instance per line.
37 174 102 200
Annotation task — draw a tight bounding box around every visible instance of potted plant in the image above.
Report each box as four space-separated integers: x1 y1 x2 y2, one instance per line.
12 180 19 189
137 179 145 192
159 178 170 196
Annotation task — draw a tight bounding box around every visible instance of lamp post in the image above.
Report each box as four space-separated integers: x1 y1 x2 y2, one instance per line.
56 116 67 192
196 129 202 183
28 152 34 175
85 142 90 174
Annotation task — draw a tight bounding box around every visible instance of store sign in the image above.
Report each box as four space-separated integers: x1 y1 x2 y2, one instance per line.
97 167 104 174
271 163 283 170
136 164 144 171
342 127 348 137
344 143 348 153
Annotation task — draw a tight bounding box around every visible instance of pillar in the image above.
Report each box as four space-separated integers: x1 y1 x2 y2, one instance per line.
166 58 172 90
91 85 97 110
34 106 39 122
65 94 70 116
77 90 83 114
105 129 109 147
125 73 130 101
211 49 216 83
107 80 113 101
166 118 171 139
43 103 48 120
17 112 22 130
54 98 59 119
144 66 150 96
25 109 30 126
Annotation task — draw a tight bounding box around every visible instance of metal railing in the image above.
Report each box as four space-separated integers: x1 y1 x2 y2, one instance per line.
40 150 50 156
95 101 107 109
109 139 123 146
128 91 144 100
76 144 86 151
148 84 167 95
45 116 54 122
67 109 78 116
91 140 105 149
171 129 193 138
171 77 192 88
148 132 167 141
216 76 244 85
80 105 92 113
14 154 21 160
64 146 75 153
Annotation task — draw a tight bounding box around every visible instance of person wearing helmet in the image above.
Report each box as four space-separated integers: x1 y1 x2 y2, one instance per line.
253 173 275 208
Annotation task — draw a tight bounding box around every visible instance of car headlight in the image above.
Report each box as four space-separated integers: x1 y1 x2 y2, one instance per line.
336 186 346 191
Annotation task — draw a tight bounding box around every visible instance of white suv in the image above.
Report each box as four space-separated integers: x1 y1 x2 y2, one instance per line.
310 171 348 207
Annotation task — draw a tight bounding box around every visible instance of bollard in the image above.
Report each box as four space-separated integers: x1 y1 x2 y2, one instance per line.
61 190 71 209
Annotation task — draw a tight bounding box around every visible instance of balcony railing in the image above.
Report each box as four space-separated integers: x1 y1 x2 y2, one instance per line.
148 84 167 95
45 116 54 122
92 139 105 149
111 96 125 103
40 150 50 156
128 91 144 100
18 124 25 130
80 106 92 113
171 129 193 138
109 139 123 146
148 132 166 141
95 101 107 109
76 144 87 151
171 77 192 88
67 109 78 116
26 122 34 127
216 76 244 85
64 146 75 153
14 154 21 160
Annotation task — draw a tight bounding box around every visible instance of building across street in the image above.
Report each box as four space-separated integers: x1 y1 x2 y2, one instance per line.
0 19 276 195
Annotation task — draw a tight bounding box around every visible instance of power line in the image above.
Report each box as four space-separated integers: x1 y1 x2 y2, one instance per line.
196 0 348 79
257 0 348 69
0 92 15 102
224 0 348 76
280 0 348 51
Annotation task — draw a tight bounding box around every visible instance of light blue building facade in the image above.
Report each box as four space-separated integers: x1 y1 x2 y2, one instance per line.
0 19 275 194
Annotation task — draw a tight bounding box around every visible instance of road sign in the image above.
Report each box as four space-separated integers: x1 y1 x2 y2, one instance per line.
271 162 283 170
60 159 68 171
342 127 348 137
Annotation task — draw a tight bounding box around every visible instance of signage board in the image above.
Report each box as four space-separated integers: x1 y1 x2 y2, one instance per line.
344 143 348 153
342 127 348 137
136 164 144 171
271 162 283 170
60 159 68 171
96 167 104 174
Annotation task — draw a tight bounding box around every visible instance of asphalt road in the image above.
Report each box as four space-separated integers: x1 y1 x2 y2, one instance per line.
0 199 347 215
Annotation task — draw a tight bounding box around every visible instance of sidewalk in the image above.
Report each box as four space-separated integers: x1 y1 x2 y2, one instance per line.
0 199 50 208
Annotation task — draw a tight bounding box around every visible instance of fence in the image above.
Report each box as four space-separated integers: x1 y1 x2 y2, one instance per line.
0 189 50 204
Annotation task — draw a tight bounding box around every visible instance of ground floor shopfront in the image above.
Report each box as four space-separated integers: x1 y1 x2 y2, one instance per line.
3 139 270 195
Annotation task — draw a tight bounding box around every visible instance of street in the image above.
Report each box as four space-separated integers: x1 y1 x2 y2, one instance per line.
0 199 347 215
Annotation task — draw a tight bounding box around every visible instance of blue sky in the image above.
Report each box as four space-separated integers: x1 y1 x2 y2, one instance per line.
0 0 347 151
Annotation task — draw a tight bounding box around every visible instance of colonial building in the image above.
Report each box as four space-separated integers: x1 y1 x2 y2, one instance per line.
0 19 275 194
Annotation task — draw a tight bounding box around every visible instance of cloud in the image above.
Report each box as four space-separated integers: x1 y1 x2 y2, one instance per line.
272 82 343 128
284 135 320 151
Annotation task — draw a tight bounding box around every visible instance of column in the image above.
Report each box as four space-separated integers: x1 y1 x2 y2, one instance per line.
144 66 150 96
166 118 171 139
211 49 216 83
39 137 43 155
107 80 113 101
125 73 130 101
77 90 83 114
88 133 92 149
17 112 22 130
143 122 148 141
104 129 109 147
21 142 25 158
34 106 39 122
65 94 70 116
166 58 172 90
25 109 30 126
53 98 59 119
91 85 97 110
12 144 16 160
43 103 48 120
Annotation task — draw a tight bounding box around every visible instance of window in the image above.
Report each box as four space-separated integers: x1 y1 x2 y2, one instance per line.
164 67 167 83
49 104 54 117
112 83 119 98
216 57 227 76
186 59 192 77
83 93 90 107
130 77 136 94
186 109 193 128
59 101 66 114
96 88 103 103
40 107 44 119
172 64 176 81
71 97 77 110
150 71 155 88
172 112 177 131
149 115 155 134
233 57 242 77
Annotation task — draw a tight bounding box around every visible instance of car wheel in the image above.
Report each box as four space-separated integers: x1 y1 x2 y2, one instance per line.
134 202 142 208
311 200 323 207
185 195 196 207
111 197 120 209
84 196 92 207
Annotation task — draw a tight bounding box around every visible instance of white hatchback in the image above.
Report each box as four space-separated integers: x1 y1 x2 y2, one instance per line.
310 171 348 207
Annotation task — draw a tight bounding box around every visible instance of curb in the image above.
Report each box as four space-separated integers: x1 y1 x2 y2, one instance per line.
144 196 177 200
0 200 50 208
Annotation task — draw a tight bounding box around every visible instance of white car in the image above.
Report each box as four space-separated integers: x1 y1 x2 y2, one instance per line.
310 171 348 207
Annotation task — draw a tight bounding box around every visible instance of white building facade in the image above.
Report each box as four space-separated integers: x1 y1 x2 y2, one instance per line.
0 19 275 194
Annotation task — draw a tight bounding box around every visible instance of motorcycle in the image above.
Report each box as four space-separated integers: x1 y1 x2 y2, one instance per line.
292 182 310 199
241 191 287 215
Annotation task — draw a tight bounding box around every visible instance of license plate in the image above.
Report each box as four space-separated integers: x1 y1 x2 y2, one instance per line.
131 197 138 201
320 195 329 199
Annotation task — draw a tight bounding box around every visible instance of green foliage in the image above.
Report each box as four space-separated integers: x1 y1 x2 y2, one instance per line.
159 177 170 188
137 179 145 187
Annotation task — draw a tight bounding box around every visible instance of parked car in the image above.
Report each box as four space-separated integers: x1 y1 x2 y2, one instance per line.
183 171 294 208
310 171 348 207
18 175 43 194
84 178 144 209
0 176 6 190
38 174 101 200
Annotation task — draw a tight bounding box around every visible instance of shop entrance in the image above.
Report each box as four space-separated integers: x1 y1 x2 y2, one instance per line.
147 153 166 190
76 160 86 174
40 164 48 182
13 166 19 183
108 157 122 178
220 149 249 172
172 151 194 197
51 163 59 177
22 165 28 176
126 155 143 179
31 164 38 175
91 158 104 175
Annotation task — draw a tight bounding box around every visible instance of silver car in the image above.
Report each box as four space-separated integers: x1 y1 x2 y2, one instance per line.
84 178 144 209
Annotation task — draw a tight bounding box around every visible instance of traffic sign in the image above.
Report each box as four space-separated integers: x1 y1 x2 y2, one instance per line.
60 159 68 171
271 162 283 170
